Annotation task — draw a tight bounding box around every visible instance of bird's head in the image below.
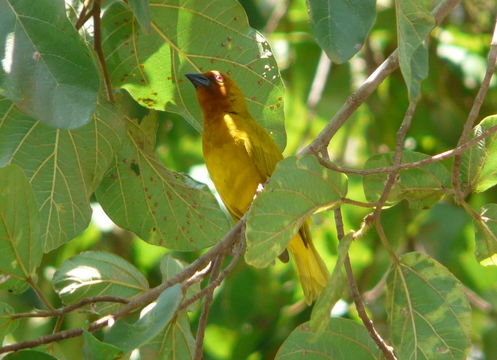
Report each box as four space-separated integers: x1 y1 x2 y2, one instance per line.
185 70 248 117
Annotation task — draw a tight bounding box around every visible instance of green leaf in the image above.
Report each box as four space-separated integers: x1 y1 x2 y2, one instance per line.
395 0 434 99
275 318 382 359
102 0 286 149
363 151 449 209
387 252 471 360
0 0 99 129
310 232 353 334
140 312 195 360
105 284 182 353
4 350 57 360
245 155 347 268
53 251 149 314
96 119 230 251
160 254 199 309
0 165 42 293
0 302 18 342
461 115 497 193
83 330 124 360
307 0 376 63
128 0 151 33
0 97 125 251
474 204 497 265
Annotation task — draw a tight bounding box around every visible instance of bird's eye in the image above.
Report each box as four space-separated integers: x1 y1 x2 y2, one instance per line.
214 73 224 83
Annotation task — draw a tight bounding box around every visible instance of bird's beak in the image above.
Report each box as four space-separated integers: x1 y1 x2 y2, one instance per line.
185 73 211 88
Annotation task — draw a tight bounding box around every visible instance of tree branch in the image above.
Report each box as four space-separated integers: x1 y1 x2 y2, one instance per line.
300 0 461 156
92 0 114 103
451 15 497 201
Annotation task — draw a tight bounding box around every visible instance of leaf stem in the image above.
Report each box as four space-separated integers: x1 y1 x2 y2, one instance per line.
26 276 54 312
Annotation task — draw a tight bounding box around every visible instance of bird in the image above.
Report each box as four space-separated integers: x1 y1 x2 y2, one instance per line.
185 70 328 304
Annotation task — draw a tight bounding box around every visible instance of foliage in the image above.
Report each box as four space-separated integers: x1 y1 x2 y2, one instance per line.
0 0 496 359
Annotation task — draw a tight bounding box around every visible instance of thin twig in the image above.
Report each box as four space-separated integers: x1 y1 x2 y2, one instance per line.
0 217 245 354
317 123 497 175
10 296 129 320
92 0 115 103
75 0 93 30
194 254 224 360
341 198 378 208
334 209 397 360
300 0 461 155
452 16 497 201
264 0 289 34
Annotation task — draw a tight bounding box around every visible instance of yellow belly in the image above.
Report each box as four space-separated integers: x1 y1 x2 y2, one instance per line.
203 140 262 220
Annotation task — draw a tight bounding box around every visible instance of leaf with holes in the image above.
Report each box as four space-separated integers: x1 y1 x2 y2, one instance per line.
387 252 471 359
96 118 230 251
461 115 497 193
245 155 347 268
0 97 125 252
0 0 99 129
0 165 42 293
101 0 286 149
308 0 376 63
53 251 149 314
140 312 195 360
363 151 450 209
474 204 497 265
395 0 434 100
275 318 382 359
105 284 182 353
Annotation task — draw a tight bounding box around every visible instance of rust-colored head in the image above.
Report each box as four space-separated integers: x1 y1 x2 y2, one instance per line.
185 70 248 118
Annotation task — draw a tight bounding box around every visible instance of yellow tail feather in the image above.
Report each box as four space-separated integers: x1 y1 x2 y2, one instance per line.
287 233 329 304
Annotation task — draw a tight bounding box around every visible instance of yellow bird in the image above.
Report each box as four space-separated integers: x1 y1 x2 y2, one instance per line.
186 70 328 303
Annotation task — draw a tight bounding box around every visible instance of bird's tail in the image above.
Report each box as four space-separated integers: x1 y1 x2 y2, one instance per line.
287 224 329 304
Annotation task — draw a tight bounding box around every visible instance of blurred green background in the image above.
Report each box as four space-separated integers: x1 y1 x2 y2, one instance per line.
6 0 497 359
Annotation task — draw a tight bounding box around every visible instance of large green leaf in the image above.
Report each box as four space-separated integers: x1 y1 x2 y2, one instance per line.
128 0 151 33
0 165 42 293
275 318 382 359
4 350 57 360
363 151 450 209
0 302 18 342
461 115 497 193
105 284 182 353
101 0 286 149
140 312 195 360
160 254 199 310
310 232 352 334
53 251 149 314
395 0 434 99
245 155 347 268
96 118 230 251
307 0 376 63
0 0 99 129
0 97 124 251
387 252 471 360
474 204 497 265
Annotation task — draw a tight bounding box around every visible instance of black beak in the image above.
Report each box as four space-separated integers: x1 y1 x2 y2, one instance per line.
185 73 211 88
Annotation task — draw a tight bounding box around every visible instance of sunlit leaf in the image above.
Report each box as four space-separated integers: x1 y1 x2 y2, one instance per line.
395 0 434 99
105 284 182 352
474 204 497 265
310 232 352 334
101 0 286 149
308 0 376 63
0 165 42 293
53 251 149 314
275 318 382 359
363 151 449 209
96 118 230 251
0 0 99 129
140 312 195 360
461 115 497 193
387 252 471 359
83 330 124 360
0 97 125 251
245 155 347 268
